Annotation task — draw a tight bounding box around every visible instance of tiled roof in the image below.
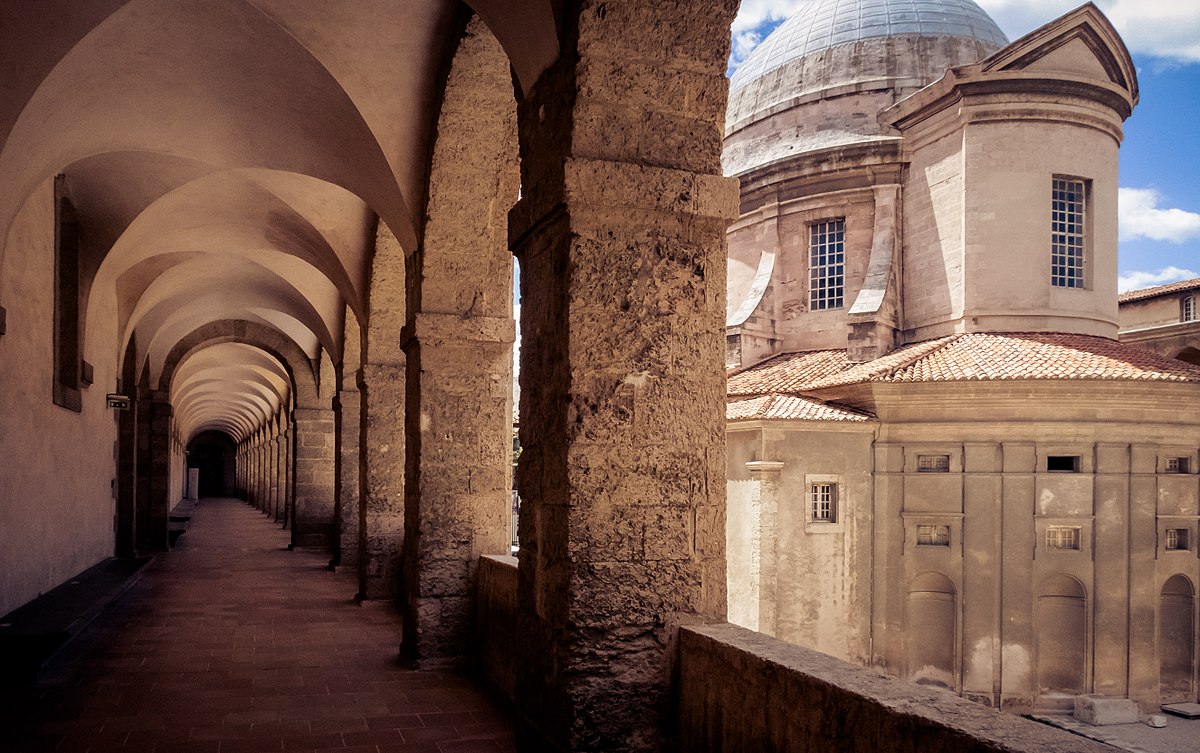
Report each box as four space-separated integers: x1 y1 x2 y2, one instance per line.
727 394 874 422
727 349 852 395
884 332 1200 383
727 333 1200 400
1118 278 1200 304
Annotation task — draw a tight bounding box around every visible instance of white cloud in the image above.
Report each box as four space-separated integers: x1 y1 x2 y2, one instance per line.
1118 266 1199 293
731 0 809 34
729 1 1200 67
1119 188 1200 243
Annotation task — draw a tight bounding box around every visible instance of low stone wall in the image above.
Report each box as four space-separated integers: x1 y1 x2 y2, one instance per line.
677 623 1113 753
475 554 519 701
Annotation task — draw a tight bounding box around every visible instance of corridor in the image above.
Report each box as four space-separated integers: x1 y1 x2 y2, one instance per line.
4 498 515 753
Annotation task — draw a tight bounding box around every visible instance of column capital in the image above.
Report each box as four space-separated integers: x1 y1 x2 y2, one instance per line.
745 460 785 476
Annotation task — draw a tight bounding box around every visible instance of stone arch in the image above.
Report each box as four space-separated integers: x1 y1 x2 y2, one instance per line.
1036 574 1089 696
1160 574 1196 703
906 571 957 689
156 319 319 408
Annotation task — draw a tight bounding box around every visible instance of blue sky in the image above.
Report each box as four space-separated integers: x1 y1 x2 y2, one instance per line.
729 0 1200 292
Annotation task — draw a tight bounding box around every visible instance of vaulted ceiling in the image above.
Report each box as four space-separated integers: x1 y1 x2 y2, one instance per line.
0 0 555 442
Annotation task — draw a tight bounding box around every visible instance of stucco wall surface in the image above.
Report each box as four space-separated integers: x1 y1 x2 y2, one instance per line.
0 177 118 616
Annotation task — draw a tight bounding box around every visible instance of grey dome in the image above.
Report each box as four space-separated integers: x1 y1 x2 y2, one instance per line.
731 0 1008 91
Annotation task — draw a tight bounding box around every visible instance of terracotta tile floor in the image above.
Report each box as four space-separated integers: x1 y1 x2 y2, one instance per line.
3 497 516 753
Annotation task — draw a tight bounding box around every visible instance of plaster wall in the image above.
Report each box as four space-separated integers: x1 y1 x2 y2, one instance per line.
0 177 119 616
1120 296 1188 330
959 119 1118 337
726 424 875 663
902 126 964 334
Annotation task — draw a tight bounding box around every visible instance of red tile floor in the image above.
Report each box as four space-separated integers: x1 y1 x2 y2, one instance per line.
3 497 516 753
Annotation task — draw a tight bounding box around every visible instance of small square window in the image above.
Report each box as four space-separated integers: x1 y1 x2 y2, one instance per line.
1166 457 1190 474
1166 528 1190 551
916 524 950 547
1046 526 1081 550
1047 455 1080 473
917 454 951 473
810 483 837 523
1183 296 1197 323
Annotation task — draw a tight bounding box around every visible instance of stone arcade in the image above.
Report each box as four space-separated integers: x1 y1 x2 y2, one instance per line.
0 1 1145 751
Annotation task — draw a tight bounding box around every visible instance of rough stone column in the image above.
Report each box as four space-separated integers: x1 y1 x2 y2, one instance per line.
135 390 173 553
292 406 336 548
268 432 281 517
279 422 292 524
358 363 406 599
401 313 515 661
336 386 362 568
509 3 738 749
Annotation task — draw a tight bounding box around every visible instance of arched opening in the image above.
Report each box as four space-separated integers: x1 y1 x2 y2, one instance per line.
187 431 237 497
907 572 957 689
1175 347 1200 367
1160 574 1196 703
1037 574 1089 697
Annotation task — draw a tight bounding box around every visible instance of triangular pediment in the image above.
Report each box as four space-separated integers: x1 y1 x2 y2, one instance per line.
980 3 1138 103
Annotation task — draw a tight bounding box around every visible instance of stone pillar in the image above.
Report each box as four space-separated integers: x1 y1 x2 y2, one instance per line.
745 461 784 636
279 422 292 524
509 3 738 748
292 406 336 548
358 363 406 599
336 387 362 568
135 390 172 553
401 313 514 661
268 432 281 518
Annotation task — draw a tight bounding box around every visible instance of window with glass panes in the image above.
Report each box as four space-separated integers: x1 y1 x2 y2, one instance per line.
1046 526 1081 550
1183 296 1197 322
809 482 836 523
809 219 845 310
1051 178 1086 288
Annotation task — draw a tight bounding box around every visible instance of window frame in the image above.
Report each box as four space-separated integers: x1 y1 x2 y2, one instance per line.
808 218 845 311
1183 295 1198 323
1050 176 1089 290
1046 525 1082 551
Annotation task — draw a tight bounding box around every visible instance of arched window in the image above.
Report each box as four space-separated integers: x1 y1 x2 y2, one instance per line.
907 571 957 689
1182 295 1197 322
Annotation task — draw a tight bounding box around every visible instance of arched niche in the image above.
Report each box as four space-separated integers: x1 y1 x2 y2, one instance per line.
1160 574 1196 703
907 571 957 689
1175 347 1200 367
1037 574 1089 696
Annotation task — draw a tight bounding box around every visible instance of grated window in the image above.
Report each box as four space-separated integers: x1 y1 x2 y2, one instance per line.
1051 178 1087 288
1166 457 1190 474
918 454 951 473
1046 526 1081 550
810 483 837 523
809 219 845 311
916 524 950 547
1166 528 1190 551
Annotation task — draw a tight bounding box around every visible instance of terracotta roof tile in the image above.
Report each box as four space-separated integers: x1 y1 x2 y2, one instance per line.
883 332 1200 383
726 394 874 422
1118 278 1200 304
727 349 851 395
727 333 1200 400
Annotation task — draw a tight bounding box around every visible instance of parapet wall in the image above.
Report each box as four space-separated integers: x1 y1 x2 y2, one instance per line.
677 622 1114 753
475 554 519 702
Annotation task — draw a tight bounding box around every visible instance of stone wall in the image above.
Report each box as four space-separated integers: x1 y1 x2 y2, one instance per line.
475 554 519 702
677 622 1115 753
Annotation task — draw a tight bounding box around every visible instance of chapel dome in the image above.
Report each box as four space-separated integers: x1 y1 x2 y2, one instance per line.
724 0 1008 173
